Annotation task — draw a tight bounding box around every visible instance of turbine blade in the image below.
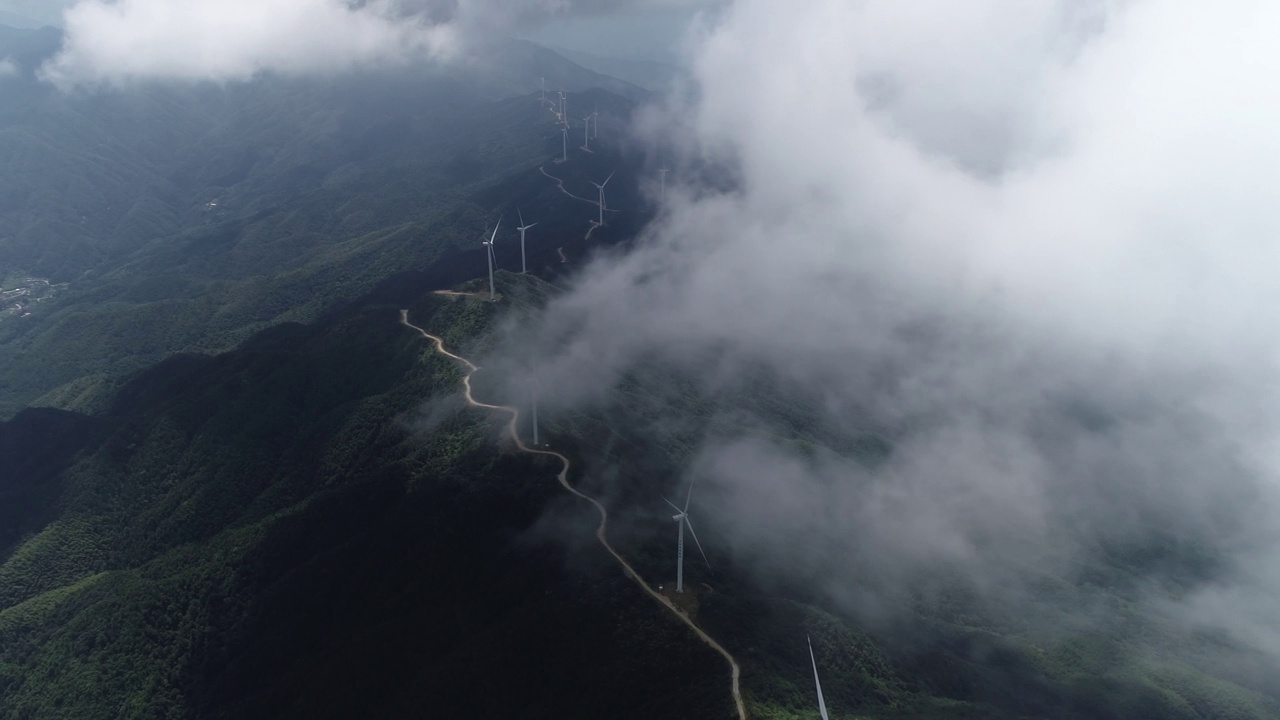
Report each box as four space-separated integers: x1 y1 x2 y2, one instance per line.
684 477 695 512
684 516 711 571
528 222 537 229
518 207 524 226
662 496 683 514
809 636 830 720
489 217 502 243
603 170 615 187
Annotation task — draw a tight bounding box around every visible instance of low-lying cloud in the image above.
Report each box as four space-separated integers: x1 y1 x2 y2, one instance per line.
38 0 716 87
515 0 1280 659
39 0 460 87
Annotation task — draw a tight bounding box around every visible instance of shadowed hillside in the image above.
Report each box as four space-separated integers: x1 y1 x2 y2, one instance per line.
0 276 735 720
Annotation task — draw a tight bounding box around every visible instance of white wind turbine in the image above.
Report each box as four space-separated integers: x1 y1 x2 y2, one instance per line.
591 170 615 226
560 125 568 162
558 91 566 119
582 114 592 150
517 208 537 274
662 480 709 594
482 216 502 301
658 166 669 202
591 105 599 139
808 636 830 720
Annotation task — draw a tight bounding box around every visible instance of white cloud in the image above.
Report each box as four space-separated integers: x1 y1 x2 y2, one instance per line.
0 58 15 77
39 0 463 87
517 0 1280 648
36 0 718 88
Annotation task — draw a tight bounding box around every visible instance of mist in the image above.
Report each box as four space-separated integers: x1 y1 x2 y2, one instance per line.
37 0 718 87
507 0 1280 660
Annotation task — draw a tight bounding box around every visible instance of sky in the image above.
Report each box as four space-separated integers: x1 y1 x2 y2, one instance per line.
8 0 1280 668
0 0 64 26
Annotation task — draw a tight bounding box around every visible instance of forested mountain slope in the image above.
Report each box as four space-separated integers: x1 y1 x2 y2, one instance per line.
0 24 642 417
0 276 735 719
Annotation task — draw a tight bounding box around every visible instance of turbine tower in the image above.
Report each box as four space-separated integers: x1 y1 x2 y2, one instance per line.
583 115 591 150
592 105 599 139
558 91 566 119
561 126 568 162
659 166 669 202
663 480 709 593
591 170 615 226
482 216 502 301
808 636 830 720
517 208 537 274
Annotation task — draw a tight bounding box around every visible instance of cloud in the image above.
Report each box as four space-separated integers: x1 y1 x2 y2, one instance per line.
38 0 460 87
514 0 1280 654
0 58 15 78
37 0 717 88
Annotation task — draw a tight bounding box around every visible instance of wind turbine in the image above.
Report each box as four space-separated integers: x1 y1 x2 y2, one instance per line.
482 216 502 301
662 480 709 593
560 125 568 162
590 170 614 226
517 208 537 274
591 105 599 139
659 166 669 202
808 636 830 720
583 114 592 150
558 91 566 119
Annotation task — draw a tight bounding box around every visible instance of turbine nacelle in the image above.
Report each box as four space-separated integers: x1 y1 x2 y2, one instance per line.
483 216 501 301
517 207 537 232
662 485 711 594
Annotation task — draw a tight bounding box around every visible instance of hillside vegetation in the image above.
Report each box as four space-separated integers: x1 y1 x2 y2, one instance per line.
0 276 739 719
0 25 643 417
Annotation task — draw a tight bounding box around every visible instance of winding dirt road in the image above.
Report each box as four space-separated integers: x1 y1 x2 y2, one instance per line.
540 166 598 205
539 166 621 216
400 309 746 720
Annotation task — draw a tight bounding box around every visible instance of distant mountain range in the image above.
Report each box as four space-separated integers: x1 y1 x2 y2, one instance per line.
540 44 681 92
